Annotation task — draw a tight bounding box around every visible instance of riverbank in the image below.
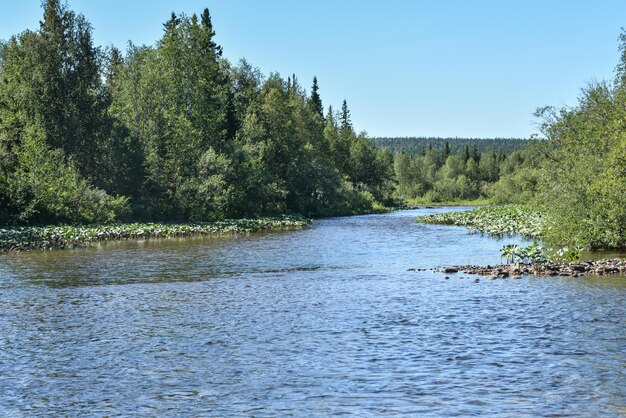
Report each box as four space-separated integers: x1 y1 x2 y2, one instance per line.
416 204 544 239
0 216 310 252
432 258 626 279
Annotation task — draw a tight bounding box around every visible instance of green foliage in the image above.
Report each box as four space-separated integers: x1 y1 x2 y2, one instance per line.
372 137 532 156
391 145 534 203
534 80 626 250
500 243 583 265
500 243 548 265
554 246 583 262
6 126 129 224
417 205 545 239
5 0 623 255
309 76 323 117
0 1 396 227
405 31 626 252
0 216 309 252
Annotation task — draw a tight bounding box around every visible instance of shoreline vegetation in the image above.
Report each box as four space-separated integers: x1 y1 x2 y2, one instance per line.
416 205 544 240
0 216 310 253
0 203 477 254
416 205 626 277
0 1 399 228
1 1 625 259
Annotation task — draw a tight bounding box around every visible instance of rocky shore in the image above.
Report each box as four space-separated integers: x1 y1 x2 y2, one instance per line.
435 258 626 279
408 258 626 279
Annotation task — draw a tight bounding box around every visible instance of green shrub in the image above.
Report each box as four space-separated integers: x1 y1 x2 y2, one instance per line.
7 126 129 224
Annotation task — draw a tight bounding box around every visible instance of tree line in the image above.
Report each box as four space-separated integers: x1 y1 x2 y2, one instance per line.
0 1 394 224
486 30 626 250
393 30 626 250
371 137 531 156
392 144 538 203
1 1 623 251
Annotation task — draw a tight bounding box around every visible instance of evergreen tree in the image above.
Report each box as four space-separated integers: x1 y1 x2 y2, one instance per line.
471 144 481 162
200 8 223 56
462 145 470 163
340 99 352 132
309 76 324 117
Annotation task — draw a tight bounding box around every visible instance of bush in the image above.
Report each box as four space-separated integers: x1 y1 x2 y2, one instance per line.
536 83 626 249
7 126 130 224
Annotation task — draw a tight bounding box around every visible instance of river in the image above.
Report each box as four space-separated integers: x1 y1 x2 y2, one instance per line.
0 208 624 416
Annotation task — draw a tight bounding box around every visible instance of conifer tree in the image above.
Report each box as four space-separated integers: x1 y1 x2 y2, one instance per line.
200 8 222 56
462 145 470 163
471 144 481 162
309 76 324 117
340 99 352 131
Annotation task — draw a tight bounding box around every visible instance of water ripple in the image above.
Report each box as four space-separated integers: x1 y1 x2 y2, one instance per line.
0 208 624 416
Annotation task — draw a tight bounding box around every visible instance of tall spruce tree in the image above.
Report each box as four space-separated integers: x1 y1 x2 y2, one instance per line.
340 99 352 131
309 76 324 117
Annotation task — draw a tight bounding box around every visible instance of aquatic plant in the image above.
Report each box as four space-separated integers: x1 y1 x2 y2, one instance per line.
500 244 521 264
0 216 310 252
553 246 583 262
500 242 549 265
416 205 545 239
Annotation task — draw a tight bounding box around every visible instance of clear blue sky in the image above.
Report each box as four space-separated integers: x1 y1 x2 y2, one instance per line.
1 1 625 138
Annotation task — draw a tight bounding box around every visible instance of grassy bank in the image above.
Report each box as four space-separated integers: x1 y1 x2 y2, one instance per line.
0 216 310 252
416 205 544 239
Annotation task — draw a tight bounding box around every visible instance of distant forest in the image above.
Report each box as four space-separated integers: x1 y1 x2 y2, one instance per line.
370 137 532 156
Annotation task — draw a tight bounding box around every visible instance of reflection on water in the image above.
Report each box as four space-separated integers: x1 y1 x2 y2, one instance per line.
0 208 624 416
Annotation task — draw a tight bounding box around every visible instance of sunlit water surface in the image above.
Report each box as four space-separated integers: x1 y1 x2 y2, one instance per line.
0 208 624 416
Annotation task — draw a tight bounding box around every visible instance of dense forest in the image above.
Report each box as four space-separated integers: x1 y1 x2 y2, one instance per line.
371 137 532 156
0 1 394 224
0 1 624 251
392 145 538 203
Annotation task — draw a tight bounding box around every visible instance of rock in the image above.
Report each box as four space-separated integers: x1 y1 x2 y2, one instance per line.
434 258 625 280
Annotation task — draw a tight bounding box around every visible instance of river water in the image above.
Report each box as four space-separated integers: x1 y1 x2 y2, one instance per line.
0 208 624 417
